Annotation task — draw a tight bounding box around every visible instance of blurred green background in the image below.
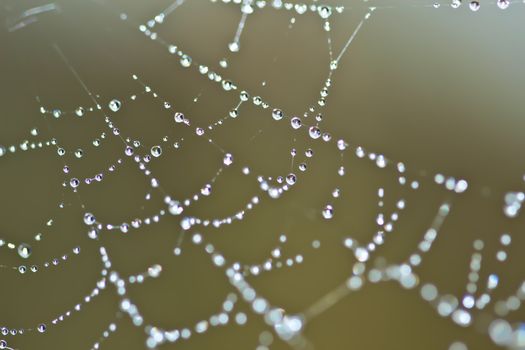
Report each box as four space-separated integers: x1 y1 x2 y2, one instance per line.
1 0 525 349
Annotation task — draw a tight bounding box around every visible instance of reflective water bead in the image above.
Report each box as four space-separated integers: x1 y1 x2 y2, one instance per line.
290 117 302 129
229 109 238 118
318 6 332 19
228 42 240 52
286 173 297 185
75 107 85 116
125 146 134 156
322 205 334 219
74 149 83 158
120 223 130 233
201 184 212 196
309 126 321 139
240 91 249 101
174 112 185 123
469 1 480 11
497 0 509 9
305 149 314 157
169 201 183 215
108 99 121 112
451 0 461 8
88 228 99 239
37 323 46 333
223 153 233 166
180 55 192 67
84 213 96 225
70 178 80 188
151 146 162 157
17 243 32 259
222 80 233 91
52 109 62 118
272 109 283 121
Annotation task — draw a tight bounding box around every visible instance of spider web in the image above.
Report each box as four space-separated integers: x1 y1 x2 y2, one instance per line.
1 0 525 350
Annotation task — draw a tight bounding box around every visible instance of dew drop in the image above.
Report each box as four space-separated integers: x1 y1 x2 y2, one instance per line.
272 109 284 121
309 126 321 139
37 324 46 333
322 205 334 219
290 117 302 129
318 6 332 19
469 1 480 11
286 173 297 185
174 112 185 123
223 153 233 166
151 146 162 158
108 99 122 112
228 42 240 52
497 0 509 9
180 55 192 67
169 201 183 215
52 109 62 118
84 213 96 225
17 243 32 259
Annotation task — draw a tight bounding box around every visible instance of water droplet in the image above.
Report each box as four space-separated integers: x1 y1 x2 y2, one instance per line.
169 201 183 215
201 184 212 196
151 146 162 157
84 213 96 225
497 0 509 9
223 153 233 166
52 109 62 118
75 107 85 116
180 55 192 67
309 126 321 139
108 99 121 112
74 149 83 158
318 6 332 19
174 112 185 123
286 173 297 185
290 117 302 129
242 3 254 14
70 178 80 188
17 243 32 259
240 91 249 101
322 205 334 219
272 109 283 121
229 42 240 52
